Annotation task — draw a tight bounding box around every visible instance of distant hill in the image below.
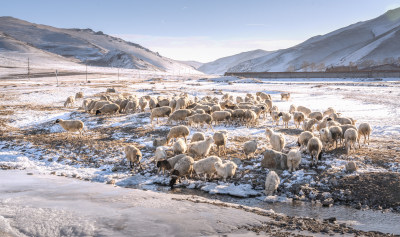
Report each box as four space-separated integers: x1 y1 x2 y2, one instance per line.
228 7 400 72
0 16 200 73
197 49 271 75
177 60 204 69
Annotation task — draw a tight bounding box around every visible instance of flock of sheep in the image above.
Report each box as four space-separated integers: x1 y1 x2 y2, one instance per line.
55 88 372 196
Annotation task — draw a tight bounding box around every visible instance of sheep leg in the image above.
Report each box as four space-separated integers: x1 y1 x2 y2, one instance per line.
203 174 207 181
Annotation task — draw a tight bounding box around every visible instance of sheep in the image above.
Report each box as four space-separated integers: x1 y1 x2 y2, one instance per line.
191 132 205 142
157 154 187 175
297 106 311 117
319 127 332 149
265 128 285 152
169 155 195 188
287 149 302 172
323 107 336 117
167 109 193 124
193 104 211 114
244 109 258 127
211 104 222 113
270 111 280 126
280 92 290 101
231 109 246 123
278 112 291 128
75 92 84 99
211 111 231 125
169 99 177 112
260 149 287 170
139 97 147 112
340 124 357 137
150 106 172 124
187 114 213 130
149 97 158 110
316 117 330 131
194 109 205 114
213 131 227 156
256 92 271 100
358 122 372 148
167 125 190 145
90 100 111 114
264 171 280 196
64 96 75 107
154 146 167 164
193 156 222 181
175 97 188 110
118 99 130 113
106 88 116 93
309 111 323 121
289 104 297 114
173 138 187 155
329 113 353 125
302 118 317 132
188 137 215 159
329 126 343 149
125 99 138 113
345 161 358 172
293 112 305 128
157 98 170 107
243 140 257 159
307 137 323 167
214 161 237 181
82 99 92 112
264 100 273 112
297 131 314 152
96 103 120 116
344 128 358 154
125 145 142 170
54 119 84 139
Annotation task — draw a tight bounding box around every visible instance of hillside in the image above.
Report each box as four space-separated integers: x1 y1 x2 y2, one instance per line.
198 49 271 74
0 16 200 73
228 8 400 72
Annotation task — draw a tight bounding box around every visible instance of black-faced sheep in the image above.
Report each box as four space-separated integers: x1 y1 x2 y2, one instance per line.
125 145 142 170
278 112 291 128
169 155 194 188
96 103 120 116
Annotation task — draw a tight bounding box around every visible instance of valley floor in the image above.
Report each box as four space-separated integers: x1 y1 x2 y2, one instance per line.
0 72 399 236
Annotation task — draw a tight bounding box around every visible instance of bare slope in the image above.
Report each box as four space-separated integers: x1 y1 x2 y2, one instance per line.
229 8 400 72
198 49 271 74
0 16 199 73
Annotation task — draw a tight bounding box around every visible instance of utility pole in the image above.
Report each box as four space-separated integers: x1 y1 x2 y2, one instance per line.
55 70 58 86
27 57 30 80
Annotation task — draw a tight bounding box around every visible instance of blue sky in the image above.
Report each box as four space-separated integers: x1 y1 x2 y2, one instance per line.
1 0 400 62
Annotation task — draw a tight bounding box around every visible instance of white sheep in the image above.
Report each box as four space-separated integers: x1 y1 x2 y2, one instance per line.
287 149 302 172
280 92 290 101
278 112 291 128
154 146 167 164
64 96 75 107
167 125 190 145
75 92 84 99
173 138 187 155
344 128 358 154
187 114 213 130
188 137 215 158
193 156 222 181
96 103 120 115
297 131 314 152
319 127 332 149
90 100 111 114
309 111 323 121
243 140 257 159
293 112 305 128
265 128 285 152
358 122 372 148
150 106 172 124
289 104 297 114
191 132 205 142
329 126 343 149
167 109 193 125
125 145 143 170
169 155 194 188
302 118 317 132
329 113 353 125
307 137 323 167
323 107 336 117
211 111 231 125
213 131 227 156
297 106 311 117
214 161 237 181
264 171 280 197
139 97 148 112
54 119 84 139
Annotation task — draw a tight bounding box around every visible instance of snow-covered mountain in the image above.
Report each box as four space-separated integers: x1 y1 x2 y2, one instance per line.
177 60 204 69
198 49 271 75
0 16 200 73
229 8 400 72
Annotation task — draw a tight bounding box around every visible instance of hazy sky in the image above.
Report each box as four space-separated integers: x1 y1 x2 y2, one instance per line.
1 0 400 62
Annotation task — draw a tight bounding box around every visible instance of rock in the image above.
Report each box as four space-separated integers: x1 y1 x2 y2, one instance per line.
26 172 33 175
261 149 287 169
231 157 242 166
345 161 358 172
